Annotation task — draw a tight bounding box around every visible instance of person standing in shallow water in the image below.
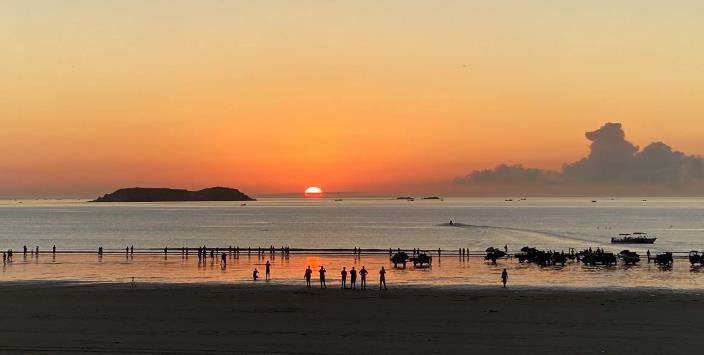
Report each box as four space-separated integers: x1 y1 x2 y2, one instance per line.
341 267 347 289
360 266 368 290
265 260 271 280
252 268 259 281
304 266 313 288
501 268 508 288
319 266 327 289
379 266 387 290
350 267 357 289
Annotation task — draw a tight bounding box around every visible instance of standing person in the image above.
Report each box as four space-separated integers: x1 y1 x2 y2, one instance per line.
221 253 227 267
265 260 271 280
319 266 327 289
252 268 259 281
52 245 56 254
341 267 348 289
501 268 508 288
350 267 357 289
379 266 387 290
360 266 368 290
304 266 313 288
504 244 508 253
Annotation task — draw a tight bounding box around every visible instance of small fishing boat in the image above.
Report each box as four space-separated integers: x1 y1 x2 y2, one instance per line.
611 232 657 244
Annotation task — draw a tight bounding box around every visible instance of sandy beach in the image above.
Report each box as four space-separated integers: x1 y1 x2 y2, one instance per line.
0 283 701 354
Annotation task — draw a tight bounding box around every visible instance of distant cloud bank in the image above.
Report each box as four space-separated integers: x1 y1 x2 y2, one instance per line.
455 123 704 189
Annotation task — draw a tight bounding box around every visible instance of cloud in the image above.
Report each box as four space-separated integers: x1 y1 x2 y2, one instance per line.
454 164 561 185
455 122 704 188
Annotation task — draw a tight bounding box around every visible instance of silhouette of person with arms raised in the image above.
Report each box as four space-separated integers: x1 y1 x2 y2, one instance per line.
252 268 259 281
265 260 271 280
350 266 357 289
501 268 508 288
319 265 327 289
379 266 387 290
341 267 347 289
360 266 368 290
304 266 312 288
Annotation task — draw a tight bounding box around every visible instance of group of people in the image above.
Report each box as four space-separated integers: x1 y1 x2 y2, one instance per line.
306 265 386 290
251 261 388 290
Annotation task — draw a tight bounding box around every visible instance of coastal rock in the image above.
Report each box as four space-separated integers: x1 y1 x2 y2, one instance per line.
92 187 255 202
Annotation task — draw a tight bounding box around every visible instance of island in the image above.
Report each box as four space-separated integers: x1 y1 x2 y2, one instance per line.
92 187 255 202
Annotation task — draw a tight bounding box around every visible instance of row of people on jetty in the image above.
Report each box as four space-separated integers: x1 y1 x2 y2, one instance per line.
250 262 387 290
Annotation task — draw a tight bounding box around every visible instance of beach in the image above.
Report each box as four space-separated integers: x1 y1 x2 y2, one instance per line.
0 283 701 354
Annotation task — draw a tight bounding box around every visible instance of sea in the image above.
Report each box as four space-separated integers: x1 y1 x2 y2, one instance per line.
1 197 703 289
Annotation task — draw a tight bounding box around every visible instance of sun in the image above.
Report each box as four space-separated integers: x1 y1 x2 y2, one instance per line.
304 186 323 197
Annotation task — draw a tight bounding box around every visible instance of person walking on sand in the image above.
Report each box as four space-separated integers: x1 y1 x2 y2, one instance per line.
350 266 357 290
253 268 259 281
379 266 387 290
265 260 271 280
360 266 368 290
341 267 348 289
304 266 313 288
501 268 508 288
319 266 327 289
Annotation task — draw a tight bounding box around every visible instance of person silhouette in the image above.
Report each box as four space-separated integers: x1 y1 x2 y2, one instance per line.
319 266 327 289
304 266 313 288
265 260 271 280
379 266 387 290
360 266 368 290
350 267 357 289
341 267 347 289
253 268 259 281
501 268 508 288
504 244 508 253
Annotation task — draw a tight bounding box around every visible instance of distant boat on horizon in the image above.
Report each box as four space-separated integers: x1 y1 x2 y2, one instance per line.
611 232 657 244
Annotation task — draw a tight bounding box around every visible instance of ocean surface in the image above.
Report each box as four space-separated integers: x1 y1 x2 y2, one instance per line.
1 197 704 288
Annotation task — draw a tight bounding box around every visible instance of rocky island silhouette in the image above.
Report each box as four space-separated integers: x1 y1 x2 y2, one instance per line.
92 187 255 202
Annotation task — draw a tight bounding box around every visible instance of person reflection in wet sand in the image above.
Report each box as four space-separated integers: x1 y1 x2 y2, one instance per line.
379 266 387 290
360 266 368 290
253 268 259 281
319 266 327 289
304 266 313 288
501 268 508 288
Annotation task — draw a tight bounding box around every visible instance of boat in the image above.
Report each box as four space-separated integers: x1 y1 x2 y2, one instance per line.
611 232 657 244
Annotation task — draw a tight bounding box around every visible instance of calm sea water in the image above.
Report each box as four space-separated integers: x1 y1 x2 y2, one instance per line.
1 197 704 288
1 197 703 252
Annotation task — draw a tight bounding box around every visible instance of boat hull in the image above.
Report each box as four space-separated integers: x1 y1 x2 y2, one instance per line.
611 238 656 244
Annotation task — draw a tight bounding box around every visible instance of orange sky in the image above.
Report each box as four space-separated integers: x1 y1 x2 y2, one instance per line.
2 1 704 197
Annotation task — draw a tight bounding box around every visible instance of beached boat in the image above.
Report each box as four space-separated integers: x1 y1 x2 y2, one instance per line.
611 232 657 244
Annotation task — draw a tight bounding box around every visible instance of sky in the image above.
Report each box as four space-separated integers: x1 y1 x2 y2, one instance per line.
2 1 704 197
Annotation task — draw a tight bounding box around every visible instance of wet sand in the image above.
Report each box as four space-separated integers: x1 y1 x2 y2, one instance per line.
0 283 701 354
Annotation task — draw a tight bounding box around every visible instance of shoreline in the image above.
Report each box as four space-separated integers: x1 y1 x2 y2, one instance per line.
0 283 701 354
2 279 704 295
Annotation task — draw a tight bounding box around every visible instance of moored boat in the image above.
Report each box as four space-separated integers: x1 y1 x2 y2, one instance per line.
611 232 657 244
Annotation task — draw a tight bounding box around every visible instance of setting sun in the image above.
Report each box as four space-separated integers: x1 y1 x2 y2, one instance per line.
304 186 323 197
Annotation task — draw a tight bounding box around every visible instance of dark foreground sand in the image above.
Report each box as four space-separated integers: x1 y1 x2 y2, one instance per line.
0 283 702 354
